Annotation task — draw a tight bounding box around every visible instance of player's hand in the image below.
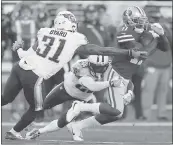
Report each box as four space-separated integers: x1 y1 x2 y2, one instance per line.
150 23 164 36
130 49 148 59
12 40 24 51
123 90 134 105
109 76 122 87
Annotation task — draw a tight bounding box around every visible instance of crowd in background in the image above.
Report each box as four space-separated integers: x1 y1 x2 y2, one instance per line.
1 1 172 122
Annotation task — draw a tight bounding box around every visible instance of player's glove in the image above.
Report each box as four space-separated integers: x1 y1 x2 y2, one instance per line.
109 76 122 87
123 90 134 105
129 49 148 59
150 23 164 36
12 40 24 51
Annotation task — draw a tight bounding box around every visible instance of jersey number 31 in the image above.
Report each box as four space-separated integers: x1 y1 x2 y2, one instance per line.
36 35 66 63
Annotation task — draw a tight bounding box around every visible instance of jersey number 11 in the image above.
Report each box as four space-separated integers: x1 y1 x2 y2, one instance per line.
36 35 66 63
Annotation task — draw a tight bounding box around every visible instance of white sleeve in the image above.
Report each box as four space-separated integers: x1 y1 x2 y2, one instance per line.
76 33 88 46
79 76 110 92
17 47 35 59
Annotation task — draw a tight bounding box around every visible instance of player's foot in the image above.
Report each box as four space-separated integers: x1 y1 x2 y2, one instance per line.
67 122 84 141
25 128 40 140
5 131 24 140
66 101 82 123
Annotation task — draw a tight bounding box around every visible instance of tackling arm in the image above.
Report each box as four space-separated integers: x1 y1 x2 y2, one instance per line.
76 44 131 56
79 76 110 92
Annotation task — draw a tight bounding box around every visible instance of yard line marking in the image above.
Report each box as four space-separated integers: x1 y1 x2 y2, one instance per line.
84 128 172 133
41 140 172 144
1 122 172 127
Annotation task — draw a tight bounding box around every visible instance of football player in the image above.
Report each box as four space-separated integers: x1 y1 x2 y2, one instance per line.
25 55 134 140
1 10 146 140
64 6 171 141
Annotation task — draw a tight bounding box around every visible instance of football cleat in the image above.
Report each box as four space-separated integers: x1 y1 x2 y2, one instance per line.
5 131 24 140
25 128 40 140
67 122 84 141
66 101 82 123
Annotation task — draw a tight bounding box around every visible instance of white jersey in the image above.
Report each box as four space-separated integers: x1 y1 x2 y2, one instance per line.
19 28 87 79
64 59 96 101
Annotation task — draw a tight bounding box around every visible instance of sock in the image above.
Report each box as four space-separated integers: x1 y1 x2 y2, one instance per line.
39 119 59 134
79 103 100 114
10 128 20 134
13 109 36 132
74 116 101 130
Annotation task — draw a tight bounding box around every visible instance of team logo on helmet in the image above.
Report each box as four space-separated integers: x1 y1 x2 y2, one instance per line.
124 9 132 16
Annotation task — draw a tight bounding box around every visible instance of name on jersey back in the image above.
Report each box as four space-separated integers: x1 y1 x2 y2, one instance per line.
49 30 67 37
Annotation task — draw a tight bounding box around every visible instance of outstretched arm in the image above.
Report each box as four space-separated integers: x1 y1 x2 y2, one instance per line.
76 44 148 59
76 44 130 56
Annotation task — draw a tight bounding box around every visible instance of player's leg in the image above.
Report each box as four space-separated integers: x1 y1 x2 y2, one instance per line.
7 69 44 139
43 82 75 110
2 62 22 106
132 73 144 119
3 63 25 139
25 83 77 139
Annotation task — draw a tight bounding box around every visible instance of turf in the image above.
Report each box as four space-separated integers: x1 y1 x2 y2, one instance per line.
1 123 172 145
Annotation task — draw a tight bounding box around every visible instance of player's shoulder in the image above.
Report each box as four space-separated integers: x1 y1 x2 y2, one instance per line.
37 27 51 35
72 59 89 75
73 32 86 38
117 26 136 43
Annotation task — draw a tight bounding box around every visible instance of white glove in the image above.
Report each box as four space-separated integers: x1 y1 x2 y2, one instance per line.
109 76 122 87
123 90 134 105
150 23 164 36
12 40 24 51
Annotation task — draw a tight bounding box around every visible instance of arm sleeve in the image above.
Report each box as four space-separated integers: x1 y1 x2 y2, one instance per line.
79 76 110 92
157 34 171 52
76 44 130 56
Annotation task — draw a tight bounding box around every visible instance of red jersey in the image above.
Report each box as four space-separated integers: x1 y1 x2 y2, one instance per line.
112 25 154 80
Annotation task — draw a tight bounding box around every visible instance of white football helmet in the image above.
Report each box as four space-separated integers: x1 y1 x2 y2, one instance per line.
88 55 109 77
54 11 77 32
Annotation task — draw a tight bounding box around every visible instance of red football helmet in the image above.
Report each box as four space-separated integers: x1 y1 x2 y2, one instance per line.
123 6 149 33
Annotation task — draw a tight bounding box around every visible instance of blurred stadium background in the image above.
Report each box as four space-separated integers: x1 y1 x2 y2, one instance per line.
1 1 172 144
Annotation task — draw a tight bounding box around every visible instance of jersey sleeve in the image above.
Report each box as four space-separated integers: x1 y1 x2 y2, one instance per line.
76 33 88 46
117 30 135 43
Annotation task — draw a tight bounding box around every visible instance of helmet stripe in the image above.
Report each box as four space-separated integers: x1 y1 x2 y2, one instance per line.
134 6 144 15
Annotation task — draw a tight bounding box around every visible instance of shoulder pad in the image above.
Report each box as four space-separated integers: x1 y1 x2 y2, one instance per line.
75 32 88 44
37 27 50 36
72 59 88 75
